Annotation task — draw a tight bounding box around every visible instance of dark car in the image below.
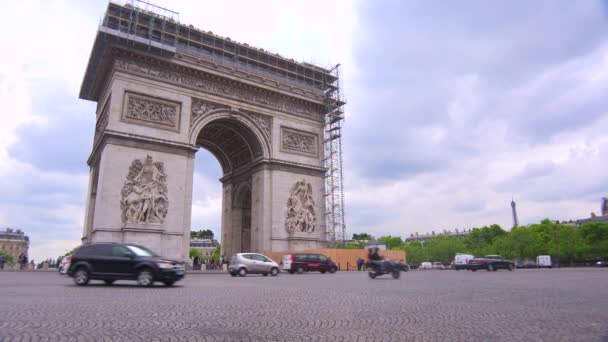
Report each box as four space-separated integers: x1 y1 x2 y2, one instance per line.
597 261 608 267
282 253 338 274
468 255 515 272
515 260 537 269
67 242 185 287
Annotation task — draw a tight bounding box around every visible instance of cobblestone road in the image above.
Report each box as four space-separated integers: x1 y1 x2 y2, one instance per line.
1 268 607 341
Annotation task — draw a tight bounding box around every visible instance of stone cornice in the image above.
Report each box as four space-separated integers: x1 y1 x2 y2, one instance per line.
88 130 197 167
220 158 326 183
110 48 325 122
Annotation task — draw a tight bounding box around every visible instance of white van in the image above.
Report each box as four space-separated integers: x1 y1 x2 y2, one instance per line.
453 253 474 270
419 262 432 270
536 255 552 268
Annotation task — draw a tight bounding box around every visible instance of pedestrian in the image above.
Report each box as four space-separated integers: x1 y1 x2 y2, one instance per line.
356 257 363 271
17 253 24 270
0 254 5 270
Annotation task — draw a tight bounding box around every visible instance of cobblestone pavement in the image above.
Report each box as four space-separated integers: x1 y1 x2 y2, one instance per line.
1 268 607 341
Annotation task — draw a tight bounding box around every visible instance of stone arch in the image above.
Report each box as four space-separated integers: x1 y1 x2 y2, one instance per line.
189 109 271 173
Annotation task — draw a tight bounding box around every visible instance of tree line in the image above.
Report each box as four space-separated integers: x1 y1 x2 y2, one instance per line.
349 219 608 265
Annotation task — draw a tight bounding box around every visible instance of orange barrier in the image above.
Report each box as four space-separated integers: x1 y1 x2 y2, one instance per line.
264 249 406 271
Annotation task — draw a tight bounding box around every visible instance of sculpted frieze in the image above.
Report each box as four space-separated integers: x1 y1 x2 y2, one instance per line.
191 98 229 125
281 127 318 157
120 155 169 226
115 57 323 120
123 92 180 131
285 180 316 234
241 109 272 143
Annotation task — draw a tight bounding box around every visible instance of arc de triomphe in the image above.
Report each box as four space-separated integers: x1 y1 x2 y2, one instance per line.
78 3 339 260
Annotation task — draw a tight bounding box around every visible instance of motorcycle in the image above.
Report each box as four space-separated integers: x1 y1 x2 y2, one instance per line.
367 259 402 279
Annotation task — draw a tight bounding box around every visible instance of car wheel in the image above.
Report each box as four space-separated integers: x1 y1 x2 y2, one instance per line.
270 267 279 276
487 264 494 272
104 280 114 286
508 263 514 271
137 269 154 287
368 271 376 279
329 267 337 274
238 268 247 277
392 271 400 279
296 266 304 274
73 268 89 286
164 281 175 287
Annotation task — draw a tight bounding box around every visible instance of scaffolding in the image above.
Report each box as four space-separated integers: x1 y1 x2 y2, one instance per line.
96 1 336 94
323 64 346 245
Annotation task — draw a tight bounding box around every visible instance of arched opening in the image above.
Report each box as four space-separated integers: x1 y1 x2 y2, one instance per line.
191 115 266 257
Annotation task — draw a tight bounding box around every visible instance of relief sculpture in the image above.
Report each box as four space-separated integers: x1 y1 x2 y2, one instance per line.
281 127 317 156
190 98 228 125
115 57 323 119
285 180 316 233
121 155 169 225
126 94 177 127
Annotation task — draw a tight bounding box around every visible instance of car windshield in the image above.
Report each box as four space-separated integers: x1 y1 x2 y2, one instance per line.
126 245 159 257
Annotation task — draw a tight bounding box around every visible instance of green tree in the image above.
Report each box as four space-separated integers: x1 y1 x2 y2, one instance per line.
352 233 372 241
0 250 14 264
189 248 202 259
211 245 221 262
577 221 608 260
425 235 467 264
400 241 431 265
464 224 506 256
378 235 403 250
343 243 363 249
190 229 214 239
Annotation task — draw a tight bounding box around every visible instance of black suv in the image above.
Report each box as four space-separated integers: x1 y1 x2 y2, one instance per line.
67 242 185 287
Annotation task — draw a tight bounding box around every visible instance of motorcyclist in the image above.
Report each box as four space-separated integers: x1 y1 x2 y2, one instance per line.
367 247 385 273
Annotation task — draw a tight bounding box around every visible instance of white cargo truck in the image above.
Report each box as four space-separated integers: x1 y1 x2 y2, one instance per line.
536 255 552 268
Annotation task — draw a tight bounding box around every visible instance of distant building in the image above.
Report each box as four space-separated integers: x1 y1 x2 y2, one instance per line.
573 197 608 225
190 239 219 258
0 228 29 262
405 229 471 242
511 198 519 228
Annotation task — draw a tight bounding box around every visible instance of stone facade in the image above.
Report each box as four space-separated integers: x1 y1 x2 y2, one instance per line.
79 6 330 260
0 228 29 264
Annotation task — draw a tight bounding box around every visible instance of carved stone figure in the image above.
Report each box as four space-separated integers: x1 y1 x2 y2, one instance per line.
281 127 316 156
120 155 169 225
115 57 324 119
126 95 177 126
285 180 316 233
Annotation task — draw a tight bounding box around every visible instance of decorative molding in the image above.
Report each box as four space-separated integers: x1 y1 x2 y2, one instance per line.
93 96 110 148
114 55 324 121
122 92 181 131
120 155 169 226
285 180 316 234
190 98 228 125
241 109 272 143
280 127 318 157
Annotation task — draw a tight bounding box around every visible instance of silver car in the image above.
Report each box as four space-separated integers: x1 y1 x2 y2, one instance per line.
228 253 280 277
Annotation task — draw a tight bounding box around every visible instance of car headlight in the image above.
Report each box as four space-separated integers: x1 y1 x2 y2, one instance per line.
157 262 174 269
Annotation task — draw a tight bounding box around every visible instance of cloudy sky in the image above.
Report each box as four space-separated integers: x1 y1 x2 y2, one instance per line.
1 0 607 262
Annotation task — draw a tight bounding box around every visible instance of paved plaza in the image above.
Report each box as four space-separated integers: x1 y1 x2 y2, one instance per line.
1 268 607 341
